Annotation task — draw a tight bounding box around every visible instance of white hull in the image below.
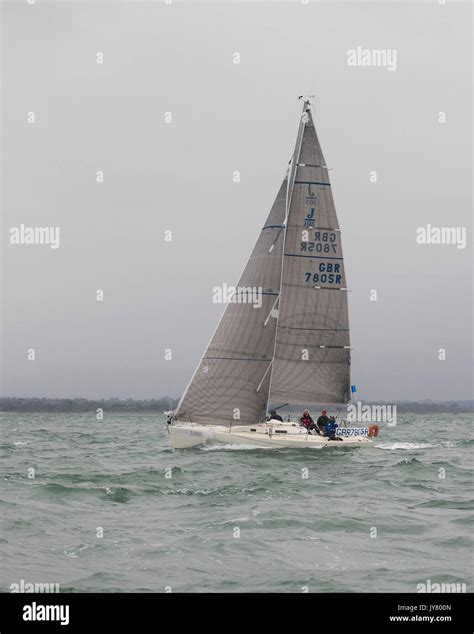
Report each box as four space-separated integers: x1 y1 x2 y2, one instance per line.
167 424 217 448
167 421 373 450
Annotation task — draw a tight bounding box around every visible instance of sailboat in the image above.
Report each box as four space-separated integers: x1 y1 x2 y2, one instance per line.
167 97 375 449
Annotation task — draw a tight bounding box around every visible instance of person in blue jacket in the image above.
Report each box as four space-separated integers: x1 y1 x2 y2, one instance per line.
324 416 343 441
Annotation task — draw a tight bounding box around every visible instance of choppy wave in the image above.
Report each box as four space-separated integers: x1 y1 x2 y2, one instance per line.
1 411 473 593
38 482 135 503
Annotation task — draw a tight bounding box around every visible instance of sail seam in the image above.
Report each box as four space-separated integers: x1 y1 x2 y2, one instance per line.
203 357 272 361
294 180 331 186
284 253 343 260
278 327 349 331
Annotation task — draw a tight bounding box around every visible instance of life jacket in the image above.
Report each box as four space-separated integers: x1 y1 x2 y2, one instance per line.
301 416 313 428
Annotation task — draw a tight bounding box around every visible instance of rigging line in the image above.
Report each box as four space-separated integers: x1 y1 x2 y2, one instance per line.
265 99 307 414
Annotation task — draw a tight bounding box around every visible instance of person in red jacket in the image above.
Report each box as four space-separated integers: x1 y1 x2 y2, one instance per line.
299 410 319 434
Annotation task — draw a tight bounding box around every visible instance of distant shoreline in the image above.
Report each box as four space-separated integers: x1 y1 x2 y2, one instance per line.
0 397 179 413
0 397 472 414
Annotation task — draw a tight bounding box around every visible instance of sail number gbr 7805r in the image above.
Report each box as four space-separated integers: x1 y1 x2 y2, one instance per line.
300 230 338 254
305 262 342 286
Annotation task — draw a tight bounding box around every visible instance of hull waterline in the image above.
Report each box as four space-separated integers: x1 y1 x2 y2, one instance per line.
168 422 373 450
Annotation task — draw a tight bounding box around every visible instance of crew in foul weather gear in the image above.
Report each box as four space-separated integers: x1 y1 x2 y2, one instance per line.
268 409 283 422
324 417 342 441
316 410 330 433
299 410 319 434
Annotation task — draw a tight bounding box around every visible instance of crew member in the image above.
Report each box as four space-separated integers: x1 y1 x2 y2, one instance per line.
299 410 319 434
268 409 283 422
316 409 330 433
324 416 342 441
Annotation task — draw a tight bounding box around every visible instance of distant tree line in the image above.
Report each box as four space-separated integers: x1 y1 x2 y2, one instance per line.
0 397 471 413
0 397 179 413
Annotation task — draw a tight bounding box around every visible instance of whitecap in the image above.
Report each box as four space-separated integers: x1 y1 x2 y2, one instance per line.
375 442 435 450
64 550 79 558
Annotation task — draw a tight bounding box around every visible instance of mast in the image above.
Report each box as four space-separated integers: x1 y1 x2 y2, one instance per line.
265 98 310 414
285 98 313 224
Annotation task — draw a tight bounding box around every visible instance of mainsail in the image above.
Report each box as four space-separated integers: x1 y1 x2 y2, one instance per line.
268 101 351 406
175 180 287 424
175 99 351 424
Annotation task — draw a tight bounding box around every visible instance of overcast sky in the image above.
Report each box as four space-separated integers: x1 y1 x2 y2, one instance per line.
1 0 472 402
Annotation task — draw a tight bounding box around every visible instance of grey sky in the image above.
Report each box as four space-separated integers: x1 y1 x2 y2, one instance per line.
1 0 472 401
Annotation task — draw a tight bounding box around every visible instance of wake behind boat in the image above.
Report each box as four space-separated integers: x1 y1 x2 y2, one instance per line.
166 97 377 450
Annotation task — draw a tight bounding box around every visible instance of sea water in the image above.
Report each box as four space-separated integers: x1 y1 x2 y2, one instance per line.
1 412 472 593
